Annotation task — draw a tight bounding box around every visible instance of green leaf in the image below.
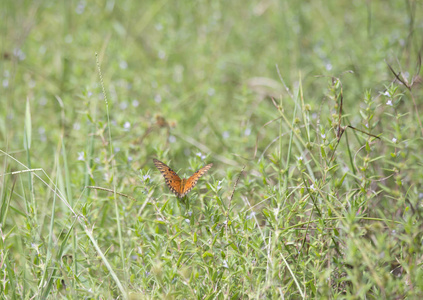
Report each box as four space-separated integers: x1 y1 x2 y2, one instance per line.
202 251 213 258
320 145 326 158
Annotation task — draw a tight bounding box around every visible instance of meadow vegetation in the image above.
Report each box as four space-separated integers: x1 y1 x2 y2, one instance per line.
1 0 423 298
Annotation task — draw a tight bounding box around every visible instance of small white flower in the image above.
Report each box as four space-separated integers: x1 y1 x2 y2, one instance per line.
154 94 162 103
120 101 128 110
386 100 393 106
321 133 326 139
77 151 85 161
13 48 26 60
123 121 131 131
185 219 190 224
217 180 222 190
128 156 133 162
76 1 85 14
158 50 166 59
155 23 163 31
39 45 46 54
207 88 215 96
143 175 150 181
244 128 251 136
325 63 332 71
246 212 256 220
169 135 176 143
310 184 315 191
383 91 390 96
222 260 228 268
132 100 139 107
114 147 120 153
119 60 128 69
392 138 397 143
297 156 303 162
222 131 230 139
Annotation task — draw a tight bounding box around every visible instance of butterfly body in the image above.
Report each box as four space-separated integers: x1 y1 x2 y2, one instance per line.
153 159 213 198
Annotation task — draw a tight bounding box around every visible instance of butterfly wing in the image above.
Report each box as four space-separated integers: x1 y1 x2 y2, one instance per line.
181 163 213 197
153 159 183 197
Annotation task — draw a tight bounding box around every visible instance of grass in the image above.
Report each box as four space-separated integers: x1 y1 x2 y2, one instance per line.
1 0 423 298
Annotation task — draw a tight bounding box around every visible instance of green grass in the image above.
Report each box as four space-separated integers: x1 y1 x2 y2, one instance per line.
1 0 423 298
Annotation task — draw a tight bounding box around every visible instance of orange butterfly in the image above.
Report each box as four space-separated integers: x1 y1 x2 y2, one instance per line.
153 159 213 198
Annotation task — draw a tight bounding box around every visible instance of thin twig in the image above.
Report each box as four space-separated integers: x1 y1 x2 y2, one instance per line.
327 77 381 162
85 186 136 201
228 166 245 208
275 64 294 99
386 59 423 136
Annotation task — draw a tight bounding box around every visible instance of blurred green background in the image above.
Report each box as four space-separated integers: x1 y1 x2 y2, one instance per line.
1 0 423 298
3 0 417 168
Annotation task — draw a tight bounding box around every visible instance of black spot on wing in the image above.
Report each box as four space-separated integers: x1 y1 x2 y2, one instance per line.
182 163 213 196
153 159 183 196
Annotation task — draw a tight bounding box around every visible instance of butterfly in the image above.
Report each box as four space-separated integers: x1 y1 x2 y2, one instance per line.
153 159 213 198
